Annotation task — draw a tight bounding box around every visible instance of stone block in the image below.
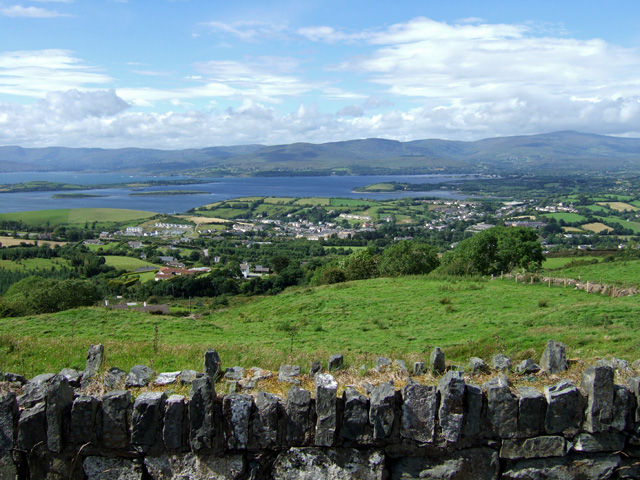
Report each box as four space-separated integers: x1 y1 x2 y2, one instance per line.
189 377 215 452
279 365 301 384
315 373 338 446
401 382 437 443
69 394 101 446
581 364 614 433
103 367 126 390
84 456 143 480
573 432 626 453
430 347 445 375
517 386 546 438
309 361 322 379
203 349 223 379
125 364 155 388
485 377 518 438
0 393 17 452
369 381 395 440
285 385 313 445
131 391 166 453
81 344 104 389
492 354 512 371
341 387 371 444
502 454 621 480
273 447 385 480
544 380 584 435
223 393 252 450
45 374 74 452
250 391 280 450
468 357 489 374
437 370 465 443
500 436 567 459
18 402 46 451
59 367 82 387
102 390 132 450
515 359 541 375
462 384 484 438
413 362 426 376
144 453 246 480
540 339 567 374
224 367 245 381
328 354 344 371
612 384 635 432
164 394 187 451
391 447 500 480
376 356 392 372
154 371 181 386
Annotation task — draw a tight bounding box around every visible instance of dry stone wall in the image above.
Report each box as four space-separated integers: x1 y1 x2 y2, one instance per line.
1 343 640 479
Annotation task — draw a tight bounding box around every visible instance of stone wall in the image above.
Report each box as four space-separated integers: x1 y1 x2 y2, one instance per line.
1 345 640 479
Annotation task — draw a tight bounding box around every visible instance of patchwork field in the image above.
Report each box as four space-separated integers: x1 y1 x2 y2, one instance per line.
0 208 156 227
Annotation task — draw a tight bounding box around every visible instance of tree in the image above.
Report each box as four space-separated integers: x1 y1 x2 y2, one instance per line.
378 240 439 276
338 246 379 281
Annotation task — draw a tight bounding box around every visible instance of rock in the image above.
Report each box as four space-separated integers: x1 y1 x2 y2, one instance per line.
69 394 100 445
341 387 371 444
17 402 46 451
285 385 313 445
468 357 489 374
164 394 187 450
83 456 143 480
540 339 567 374
517 387 546 438
484 376 518 438
515 359 541 375
189 377 215 451
222 393 252 450
612 384 634 432
102 390 132 449
224 367 245 381
492 354 512 371
251 391 281 450
179 369 201 385
125 364 155 388
131 391 166 453
500 436 568 459
309 361 322 379
502 454 621 480
437 370 465 443
240 367 272 390
0 452 18 480
18 373 54 408
0 393 17 452
544 380 584 435
394 360 408 373
462 384 484 438
612 357 630 370
401 382 437 443
369 381 395 440
376 356 392 372
103 367 126 390
154 371 181 386
627 377 640 423
45 374 74 452
632 359 640 371
81 344 104 389
144 453 245 480
279 365 301 384
3 373 25 385
203 349 223 379
430 347 446 375
581 364 614 433
573 432 626 452
315 373 338 446
272 447 385 480
224 380 238 394
413 362 426 375
391 447 500 480
59 368 82 387
328 354 344 371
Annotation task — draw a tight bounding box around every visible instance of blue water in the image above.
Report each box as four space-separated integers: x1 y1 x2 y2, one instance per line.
0 173 469 214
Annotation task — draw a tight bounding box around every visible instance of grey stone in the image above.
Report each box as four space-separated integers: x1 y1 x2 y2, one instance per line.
633 359 640 371
483 372 511 389
485 377 518 438
224 367 245 381
328 354 344 371
0 452 18 480
251 391 280 449
18 372 54 408
394 359 408 373
163 394 186 450
223 393 252 450
430 347 446 375
83 456 143 480
285 385 313 445
376 356 392 372
125 364 155 388
544 380 584 435
369 381 395 440
540 339 567 374
515 359 541 375
413 361 426 375
462 384 484 438
154 371 180 386
500 436 567 459
0 393 17 452
612 384 634 432
131 391 166 453
69 394 100 445
309 361 322 379
102 390 132 449
492 353 512 371
627 376 640 423
223 381 238 394
203 349 223 379
315 373 338 446
581 364 614 433
573 432 626 452
189 377 215 451
45 374 74 452
81 344 104 389
103 367 126 390
144 453 246 480
612 357 630 370
179 369 201 385
401 382 437 443
272 447 385 480
17 402 46 451
517 386 546 438
437 370 465 443
502 454 621 480
59 367 82 387
3 373 25 385
391 447 500 480
279 365 301 384
468 357 489 374
341 387 371 444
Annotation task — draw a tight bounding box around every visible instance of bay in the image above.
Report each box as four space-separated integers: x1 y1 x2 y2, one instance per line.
0 173 468 214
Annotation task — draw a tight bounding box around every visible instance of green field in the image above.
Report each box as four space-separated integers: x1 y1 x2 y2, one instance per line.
103 256 159 271
0 208 156 227
597 216 640 234
1 276 638 376
0 258 70 271
330 198 376 207
542 256 600 269
549 259 640 287
541 212 588 223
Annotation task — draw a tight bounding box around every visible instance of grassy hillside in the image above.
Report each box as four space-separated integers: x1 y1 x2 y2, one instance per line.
0 208 156 227
1 275 638 377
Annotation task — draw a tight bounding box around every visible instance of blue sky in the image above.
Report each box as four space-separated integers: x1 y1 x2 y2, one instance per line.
1 0 640 149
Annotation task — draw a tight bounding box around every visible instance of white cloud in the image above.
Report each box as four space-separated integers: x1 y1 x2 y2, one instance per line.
1 5 72 17
201 20 287 41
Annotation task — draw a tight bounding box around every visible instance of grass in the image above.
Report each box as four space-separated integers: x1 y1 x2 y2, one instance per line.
550 259 640 287
542 256 600 269
597 216 640 234
541 212 588 223
0 258 70 271
0 208 156 227
1 276 639 376
597 202 639 212
103 256 159 272
0 236 66 248
581 222 613 233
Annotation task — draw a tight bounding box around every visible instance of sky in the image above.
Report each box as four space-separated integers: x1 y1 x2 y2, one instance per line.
1 0 640 149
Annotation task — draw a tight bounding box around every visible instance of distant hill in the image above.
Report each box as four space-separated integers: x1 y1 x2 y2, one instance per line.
2 131 640 176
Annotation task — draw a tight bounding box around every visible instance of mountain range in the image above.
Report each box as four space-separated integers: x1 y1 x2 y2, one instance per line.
2 131 640 176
